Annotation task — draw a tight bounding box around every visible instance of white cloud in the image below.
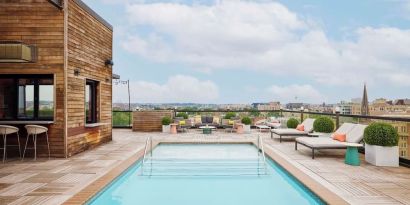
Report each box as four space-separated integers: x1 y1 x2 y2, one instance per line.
113 75 219 103
267 84 325 103
121 1 410 88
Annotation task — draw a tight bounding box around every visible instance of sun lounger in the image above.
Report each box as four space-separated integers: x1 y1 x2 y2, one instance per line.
270 118 315 142
295 123 367 159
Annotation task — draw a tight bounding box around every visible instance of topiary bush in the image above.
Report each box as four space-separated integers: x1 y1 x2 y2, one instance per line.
161 116 171 125
224 112 236 119
313 116 334 133
241 117 252 125
364 122 399 147
287 118 299 129
176 113 188 119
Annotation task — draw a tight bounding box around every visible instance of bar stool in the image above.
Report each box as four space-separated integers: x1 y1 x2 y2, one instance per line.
23 125 50 161
0 125 21 163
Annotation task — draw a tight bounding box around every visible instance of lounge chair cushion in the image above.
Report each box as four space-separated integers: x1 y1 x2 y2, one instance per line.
272 128 307 135
266 122 281 128
332 133 346 142
346 124 367 143
331 123 356 138
301 118 315 132
296 137 347 148
201 116 207 124
213 117 220 124
194 116 202 124
296 124 304 131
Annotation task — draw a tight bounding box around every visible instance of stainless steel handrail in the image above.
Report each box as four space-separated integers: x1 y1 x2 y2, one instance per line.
258 135 268 174
140 136 152 175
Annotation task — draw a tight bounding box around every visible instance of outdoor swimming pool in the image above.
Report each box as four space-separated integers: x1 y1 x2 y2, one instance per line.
88 144 324 205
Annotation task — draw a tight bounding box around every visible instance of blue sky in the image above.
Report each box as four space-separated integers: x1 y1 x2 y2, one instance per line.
83 0 410 104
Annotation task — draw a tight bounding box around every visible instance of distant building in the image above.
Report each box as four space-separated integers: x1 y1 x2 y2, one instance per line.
338 101 353 115
252 102 281 111
286 103 304 110
361 83 370 116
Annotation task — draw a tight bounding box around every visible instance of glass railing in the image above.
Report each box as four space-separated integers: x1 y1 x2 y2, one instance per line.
112 110 132 128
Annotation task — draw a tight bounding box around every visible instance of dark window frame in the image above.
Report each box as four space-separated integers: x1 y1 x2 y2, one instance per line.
85 79 98 124
0 74 54 121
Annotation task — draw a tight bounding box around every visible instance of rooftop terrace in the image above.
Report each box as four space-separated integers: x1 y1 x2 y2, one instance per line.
0 129 409 204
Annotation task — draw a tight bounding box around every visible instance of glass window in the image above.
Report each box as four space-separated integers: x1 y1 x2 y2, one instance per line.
0 79 15 119
0 75 54 121
18 79 35 119
39 85 54 118
85 80 98 123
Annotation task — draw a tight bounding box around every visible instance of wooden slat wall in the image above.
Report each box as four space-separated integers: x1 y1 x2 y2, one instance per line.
133 111 174 132
66 0 113 156
0 0 65 157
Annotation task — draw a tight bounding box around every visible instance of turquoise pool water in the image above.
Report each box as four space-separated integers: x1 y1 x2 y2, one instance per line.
89 144 325 205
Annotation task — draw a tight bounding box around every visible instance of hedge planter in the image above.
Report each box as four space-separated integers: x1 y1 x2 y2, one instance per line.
313 117 334 137
364 122 399 167
365 144 399 167
162 125 170 133
243 124 251 134
241 117 252 133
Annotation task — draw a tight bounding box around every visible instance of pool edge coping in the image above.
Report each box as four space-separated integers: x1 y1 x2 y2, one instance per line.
63 140 348 205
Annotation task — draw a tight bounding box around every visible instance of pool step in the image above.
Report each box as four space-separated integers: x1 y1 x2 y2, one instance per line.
140 158 269 177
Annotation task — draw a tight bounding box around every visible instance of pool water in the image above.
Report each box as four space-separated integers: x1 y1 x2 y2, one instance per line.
88 144 324 205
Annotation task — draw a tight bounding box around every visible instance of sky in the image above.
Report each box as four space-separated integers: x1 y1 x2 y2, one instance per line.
83 0 410 104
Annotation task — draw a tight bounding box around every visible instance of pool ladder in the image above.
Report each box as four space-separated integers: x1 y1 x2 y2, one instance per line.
257 134 268 175
139 135 269 177
140 136 153 175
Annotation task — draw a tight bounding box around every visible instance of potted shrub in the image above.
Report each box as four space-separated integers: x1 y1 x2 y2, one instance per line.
313 116 334 137
286 118 299 129
364 122 399 167
161 116 171 133
241 117 252 133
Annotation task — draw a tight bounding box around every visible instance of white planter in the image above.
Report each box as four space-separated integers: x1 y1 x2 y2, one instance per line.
243 125 251 133
162 125 170 133
365 144 399 167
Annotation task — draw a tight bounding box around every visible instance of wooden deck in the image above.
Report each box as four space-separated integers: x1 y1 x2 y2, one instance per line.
0 129 409 204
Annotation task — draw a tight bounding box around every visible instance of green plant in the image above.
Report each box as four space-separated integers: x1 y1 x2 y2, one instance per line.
241 117 252 125
287 118 299 128
224 112 236 119
313 117 334 133
176 112 188 119
364 122 399 147
161 116 172 125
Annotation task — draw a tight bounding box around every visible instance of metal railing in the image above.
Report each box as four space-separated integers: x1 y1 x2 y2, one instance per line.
173 108 410 167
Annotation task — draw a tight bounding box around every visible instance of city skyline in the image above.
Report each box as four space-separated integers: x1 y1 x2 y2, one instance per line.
85 0 410 104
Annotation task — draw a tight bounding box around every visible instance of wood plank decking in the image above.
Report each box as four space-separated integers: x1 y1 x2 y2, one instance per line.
0 129 409 204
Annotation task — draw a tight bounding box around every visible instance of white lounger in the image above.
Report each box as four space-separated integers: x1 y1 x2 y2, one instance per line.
295 123 367 159
270 118 315 143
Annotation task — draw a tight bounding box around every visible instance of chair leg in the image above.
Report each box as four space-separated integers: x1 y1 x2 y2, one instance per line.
270 131 272 139
280 135 282 143
3 134 6 163
312 148 315 159
34 134 37 161
22 134 30 161
46 132 50 159
295 141 298 150
17 133 21 158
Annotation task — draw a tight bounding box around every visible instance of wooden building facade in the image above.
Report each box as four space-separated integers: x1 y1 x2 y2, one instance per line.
0 0 114 157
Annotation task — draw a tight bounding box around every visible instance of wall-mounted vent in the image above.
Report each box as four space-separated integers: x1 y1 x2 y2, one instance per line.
0 41 37 63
